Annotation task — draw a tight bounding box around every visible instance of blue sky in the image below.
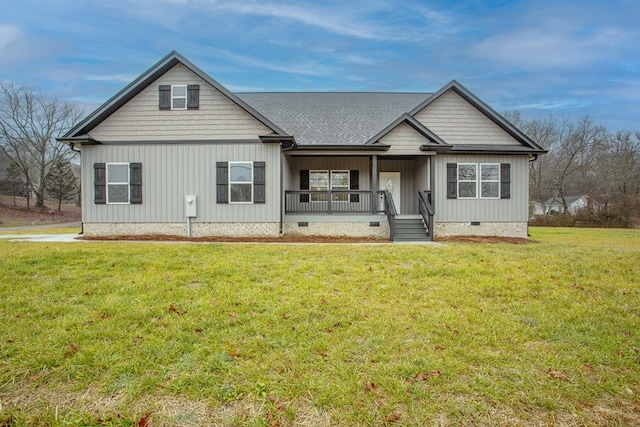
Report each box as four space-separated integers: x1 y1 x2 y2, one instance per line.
1 0 639 131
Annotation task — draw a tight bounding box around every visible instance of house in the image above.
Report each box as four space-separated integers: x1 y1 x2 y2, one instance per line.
533 194 603 216
58 51 546 241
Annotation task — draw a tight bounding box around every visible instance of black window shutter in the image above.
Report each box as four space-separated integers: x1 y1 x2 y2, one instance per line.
159 85 171 110
254 161 266 204
129 163 142 204
94 163 106 204
187 84 199 110
299 170 309 203
446 163 457 199
500 163 511 199
216 162 229 204
349 170 360 202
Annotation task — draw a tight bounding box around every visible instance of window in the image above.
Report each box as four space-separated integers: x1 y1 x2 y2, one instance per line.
458 163 477 199
107 163 130 203
172 85 187 110
94 162 142 205
159 85 199 110
331 170 349 201
447 162 510 200
216 161 265 204
480 164 500 198
310 170 329 201
229 162 253 203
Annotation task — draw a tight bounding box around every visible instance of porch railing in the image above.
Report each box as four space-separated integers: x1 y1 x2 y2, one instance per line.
418 190 434 239
284 190 398 240
285 190 384 214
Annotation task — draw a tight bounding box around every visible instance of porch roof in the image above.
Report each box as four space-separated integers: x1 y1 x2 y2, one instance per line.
236 92 429 146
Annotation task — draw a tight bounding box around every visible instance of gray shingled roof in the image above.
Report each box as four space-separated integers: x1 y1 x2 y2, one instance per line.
235 92 430 146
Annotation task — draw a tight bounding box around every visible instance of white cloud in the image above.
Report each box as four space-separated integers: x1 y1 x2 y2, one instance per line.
471 16 629 69
0 23 22 49
85 74 139 83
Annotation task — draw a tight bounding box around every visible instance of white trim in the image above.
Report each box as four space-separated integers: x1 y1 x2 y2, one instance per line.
457 163 477 199
171 85 187 110
479 163 500 199
229 161 253 204
106 162 130 204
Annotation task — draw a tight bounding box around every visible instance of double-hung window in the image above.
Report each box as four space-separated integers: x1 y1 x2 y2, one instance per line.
94 162 142 205
457 163 477 199
330 170 349 201
448 162 509 200
480 164 500 198
172 85 187 110
107 163 130 204
229 162 253 203
309 170 329 202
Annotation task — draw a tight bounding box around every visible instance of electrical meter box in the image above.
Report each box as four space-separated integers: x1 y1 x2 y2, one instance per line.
185 195 197 217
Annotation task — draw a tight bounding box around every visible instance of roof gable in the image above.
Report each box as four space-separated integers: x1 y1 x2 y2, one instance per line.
63 51 286 139
411 80 544 151
366 113 447 146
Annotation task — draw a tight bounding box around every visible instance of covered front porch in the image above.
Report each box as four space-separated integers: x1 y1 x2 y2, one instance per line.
282 152 435 241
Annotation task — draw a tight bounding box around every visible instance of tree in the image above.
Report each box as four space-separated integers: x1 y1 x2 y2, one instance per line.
5 161 22 205
0 82 83 208
46 158 77 210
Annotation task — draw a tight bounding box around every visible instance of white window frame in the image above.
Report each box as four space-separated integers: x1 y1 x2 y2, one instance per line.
172 85 187 110
457 163 478 199
331 170 350 202
229 161 253 204
480 163 500 199
310 170 329 202
106 163 130 204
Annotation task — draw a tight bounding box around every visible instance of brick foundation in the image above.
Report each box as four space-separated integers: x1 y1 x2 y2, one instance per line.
435 222 528 238
83 222 280 237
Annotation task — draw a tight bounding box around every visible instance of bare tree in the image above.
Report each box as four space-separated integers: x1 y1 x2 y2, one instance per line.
548 116 607 212
0 82 83 208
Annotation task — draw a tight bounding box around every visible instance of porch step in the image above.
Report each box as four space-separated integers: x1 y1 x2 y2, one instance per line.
393 217 431 242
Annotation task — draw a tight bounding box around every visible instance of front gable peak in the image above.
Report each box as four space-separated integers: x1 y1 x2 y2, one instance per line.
62 51 287 140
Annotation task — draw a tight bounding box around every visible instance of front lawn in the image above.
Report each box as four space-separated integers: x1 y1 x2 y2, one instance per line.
0 228 638 426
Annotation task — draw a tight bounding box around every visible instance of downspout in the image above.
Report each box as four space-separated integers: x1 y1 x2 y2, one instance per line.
279 140 295 235
527 153 540 237
70 142 83 235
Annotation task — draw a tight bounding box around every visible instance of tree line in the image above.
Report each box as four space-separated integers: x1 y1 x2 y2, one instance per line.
506 112 640 225
0 82 83 210
1 82 638 225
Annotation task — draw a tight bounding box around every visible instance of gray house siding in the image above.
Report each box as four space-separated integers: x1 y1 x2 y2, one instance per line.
434 154 529 222
286 156 372 191
82 142 281 224
89 64 272 142
414 90 519 146
379 122 430 155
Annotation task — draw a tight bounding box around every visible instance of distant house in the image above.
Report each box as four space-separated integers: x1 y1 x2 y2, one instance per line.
532 194 603 216
58 51 546 241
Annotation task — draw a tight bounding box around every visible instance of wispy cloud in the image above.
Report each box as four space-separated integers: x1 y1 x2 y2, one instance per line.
85 74 139 83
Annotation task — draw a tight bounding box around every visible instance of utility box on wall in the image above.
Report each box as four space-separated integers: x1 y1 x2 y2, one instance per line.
185 195 197 218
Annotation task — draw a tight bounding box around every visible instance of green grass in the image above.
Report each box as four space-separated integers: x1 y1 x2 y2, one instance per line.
0 228 638 426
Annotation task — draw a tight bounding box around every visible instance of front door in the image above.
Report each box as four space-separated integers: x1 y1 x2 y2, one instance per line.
379 172 401 214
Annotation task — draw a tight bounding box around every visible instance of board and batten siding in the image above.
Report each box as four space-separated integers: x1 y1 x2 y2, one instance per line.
414 90 519 146
434 154 529 222
82 143 281 223
89 64 272 141
287 157 371 190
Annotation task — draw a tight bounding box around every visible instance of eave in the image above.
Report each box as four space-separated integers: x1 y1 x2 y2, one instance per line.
62 51 289 139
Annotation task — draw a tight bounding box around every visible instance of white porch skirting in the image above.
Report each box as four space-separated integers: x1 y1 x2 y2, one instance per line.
435 221 528 238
